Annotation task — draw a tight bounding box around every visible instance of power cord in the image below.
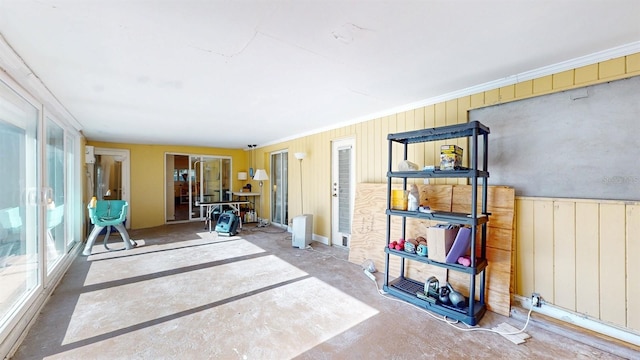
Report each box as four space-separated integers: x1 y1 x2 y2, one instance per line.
248 226 288 234
362 270 533 336
305 246 351 264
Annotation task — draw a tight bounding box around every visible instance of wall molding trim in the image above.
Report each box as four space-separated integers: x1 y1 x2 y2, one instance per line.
513 294 640 348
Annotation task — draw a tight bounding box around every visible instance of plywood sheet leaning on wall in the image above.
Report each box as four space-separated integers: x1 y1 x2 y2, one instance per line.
349 183 402 277
349 183 515 317
450 185 515 316
349 184 452 279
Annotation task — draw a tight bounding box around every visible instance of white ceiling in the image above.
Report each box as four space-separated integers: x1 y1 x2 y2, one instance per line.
0 1 639 149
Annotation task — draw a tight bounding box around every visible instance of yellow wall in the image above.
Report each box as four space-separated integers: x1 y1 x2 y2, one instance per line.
516 197 640 332
86 141 247 229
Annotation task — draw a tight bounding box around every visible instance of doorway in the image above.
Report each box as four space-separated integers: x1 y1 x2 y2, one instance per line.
189 156 231 220
166 154 189 222
91 147 131 227
331 138 355 248
270 151 288 228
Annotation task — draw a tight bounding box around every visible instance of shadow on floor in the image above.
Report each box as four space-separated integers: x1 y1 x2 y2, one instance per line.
10 222 633 359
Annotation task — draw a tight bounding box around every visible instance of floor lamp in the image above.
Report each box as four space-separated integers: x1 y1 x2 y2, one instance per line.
292 152 312 249
253 169 269 227
294 152 306 214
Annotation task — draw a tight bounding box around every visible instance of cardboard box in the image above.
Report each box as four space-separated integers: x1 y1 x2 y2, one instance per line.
440 145 463 170
427 225 459 262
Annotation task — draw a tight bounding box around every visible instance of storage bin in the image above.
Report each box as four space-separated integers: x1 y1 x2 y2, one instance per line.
426 225 459 262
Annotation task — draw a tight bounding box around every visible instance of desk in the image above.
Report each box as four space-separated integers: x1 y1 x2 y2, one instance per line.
196 201 249 233
227 192 261 220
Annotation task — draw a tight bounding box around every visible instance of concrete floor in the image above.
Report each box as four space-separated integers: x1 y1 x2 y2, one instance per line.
10 222 637 359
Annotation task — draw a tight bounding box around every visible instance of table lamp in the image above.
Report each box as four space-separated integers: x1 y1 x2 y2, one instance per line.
238 171 247 191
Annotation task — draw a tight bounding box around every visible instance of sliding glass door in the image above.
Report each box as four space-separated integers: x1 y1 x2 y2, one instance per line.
0 65 82 357
45 117 66 272
0 80 40 330
164 154 231 222
270 151 288 227
189 156 232 220
190 156 231 220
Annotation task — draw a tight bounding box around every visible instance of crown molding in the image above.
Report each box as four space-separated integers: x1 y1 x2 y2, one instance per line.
266 41 640 148
0 33 83 132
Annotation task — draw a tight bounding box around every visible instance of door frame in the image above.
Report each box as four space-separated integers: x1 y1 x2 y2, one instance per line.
189 155 230 221
331 137 355 248
269 150 288 229
93 147 131 228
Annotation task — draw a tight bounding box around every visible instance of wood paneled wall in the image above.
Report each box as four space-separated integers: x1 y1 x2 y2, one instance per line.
516 197 640 332
253 53 640 241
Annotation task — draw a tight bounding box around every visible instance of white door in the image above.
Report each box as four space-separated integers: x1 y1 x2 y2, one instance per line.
331 138 355 247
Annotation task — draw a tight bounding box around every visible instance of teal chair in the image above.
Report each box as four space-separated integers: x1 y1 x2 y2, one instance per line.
83 200 136 256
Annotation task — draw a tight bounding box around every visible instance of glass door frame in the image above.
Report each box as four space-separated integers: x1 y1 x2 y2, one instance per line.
269 150 288 228
188 155 232 221
0 75 43 341
44 113 67 273
92 148 131 227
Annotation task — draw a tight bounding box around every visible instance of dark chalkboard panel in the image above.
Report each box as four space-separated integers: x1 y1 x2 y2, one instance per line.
470 76 640 201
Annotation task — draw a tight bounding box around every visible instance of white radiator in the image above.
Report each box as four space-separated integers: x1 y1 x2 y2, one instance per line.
292 214 313 249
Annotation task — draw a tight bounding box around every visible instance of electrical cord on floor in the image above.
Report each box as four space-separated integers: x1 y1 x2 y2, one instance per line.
362 270 533 337
442 304 533 336
304 245 354 264
248 226 288 234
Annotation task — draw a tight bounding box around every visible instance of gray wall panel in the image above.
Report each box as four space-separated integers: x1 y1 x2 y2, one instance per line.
470 76 640 200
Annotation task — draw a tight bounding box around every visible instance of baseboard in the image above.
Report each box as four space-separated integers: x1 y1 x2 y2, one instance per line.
512 294 640 354
313 233 329 245
285 225 328 246
1 242 82 359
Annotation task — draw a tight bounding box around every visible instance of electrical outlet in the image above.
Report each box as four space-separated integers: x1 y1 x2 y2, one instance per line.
531 292 542 307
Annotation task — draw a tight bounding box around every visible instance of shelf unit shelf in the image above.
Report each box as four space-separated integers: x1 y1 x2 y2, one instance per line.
384 248 488 274
387 120 490 144
385 277 487 325
387 169 490 179
386 209 489 226
383 120 490 326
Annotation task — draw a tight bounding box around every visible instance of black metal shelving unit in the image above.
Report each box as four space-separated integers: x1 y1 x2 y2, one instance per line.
383 120 490 326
